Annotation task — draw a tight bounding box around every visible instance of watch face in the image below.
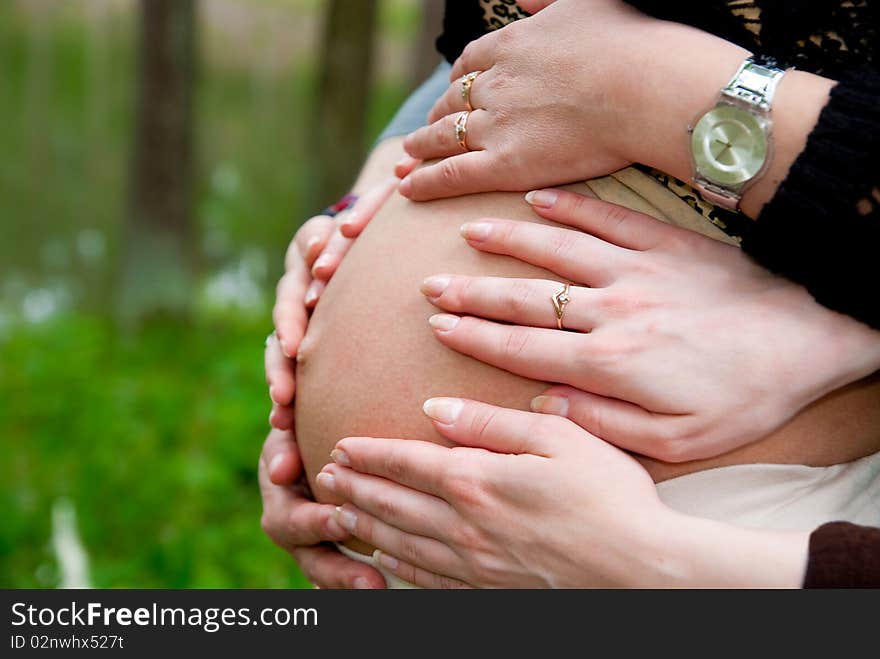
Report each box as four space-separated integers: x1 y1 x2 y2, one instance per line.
691 104 768 187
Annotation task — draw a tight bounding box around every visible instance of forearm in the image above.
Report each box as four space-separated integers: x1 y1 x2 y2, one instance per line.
618 510 810 588
625 21 834 219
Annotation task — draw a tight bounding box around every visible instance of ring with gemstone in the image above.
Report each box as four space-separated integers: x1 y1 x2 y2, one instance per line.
460 71 480 112
551 284 571 330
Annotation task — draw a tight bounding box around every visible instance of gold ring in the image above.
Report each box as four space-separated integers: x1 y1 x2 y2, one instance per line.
460 71 480 111
551 284 571 330
454 111 470 151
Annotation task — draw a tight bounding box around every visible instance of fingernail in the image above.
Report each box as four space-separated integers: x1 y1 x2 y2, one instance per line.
330 449 350 466
428 313 459 332
525 189 559 208
335 506 357 533
399 177 412 197
313 255 332 272
326 516 347 539
279 339 292 358
530 395 569 416
421 275 451 298
268 453 285 477
423 397 464 424
304 281 321 306
373 549 399 570
315 472 336 491
352 577 372 589
460 222 492 242
395 156 410 170
306 236 320 254
268 409 275 426
269 385 279 404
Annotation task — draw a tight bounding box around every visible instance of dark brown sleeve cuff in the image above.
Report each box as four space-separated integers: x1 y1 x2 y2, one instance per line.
803 521 880 588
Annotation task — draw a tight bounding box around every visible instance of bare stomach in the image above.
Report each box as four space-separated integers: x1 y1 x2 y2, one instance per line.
295 168 880 556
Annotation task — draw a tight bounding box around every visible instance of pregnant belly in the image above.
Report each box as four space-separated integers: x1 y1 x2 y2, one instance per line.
294 186 880 555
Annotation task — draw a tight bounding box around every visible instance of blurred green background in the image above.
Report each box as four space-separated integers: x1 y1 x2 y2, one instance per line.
0 0 441 588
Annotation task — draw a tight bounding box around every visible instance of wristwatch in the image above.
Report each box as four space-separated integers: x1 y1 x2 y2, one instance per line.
689 56 788 211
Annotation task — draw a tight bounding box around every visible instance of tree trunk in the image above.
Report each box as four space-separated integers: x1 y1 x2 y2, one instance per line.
120 0 196 323
409 0 444 93
311 0 378 207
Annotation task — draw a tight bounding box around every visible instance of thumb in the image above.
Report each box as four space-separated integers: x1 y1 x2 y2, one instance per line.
531 385 687 460
422 397 573 457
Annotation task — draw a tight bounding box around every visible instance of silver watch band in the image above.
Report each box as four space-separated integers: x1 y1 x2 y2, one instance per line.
720 58 786 113
693 57 787 211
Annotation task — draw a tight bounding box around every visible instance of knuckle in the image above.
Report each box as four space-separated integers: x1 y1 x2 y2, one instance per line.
382 446 409 482
398 534 424 565
442 452 487 510
501 326 532 361
547 231 580 263
439 159 462 188
374 492 399 521
599 203 632 235
505 279 535 316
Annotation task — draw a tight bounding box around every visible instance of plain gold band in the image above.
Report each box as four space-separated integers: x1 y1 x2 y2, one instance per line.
454 111 471 151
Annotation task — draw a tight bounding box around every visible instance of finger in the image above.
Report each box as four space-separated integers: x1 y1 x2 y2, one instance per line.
450 32 498 82
269 403 295 431
394 155 421 179
421 275 601 332
332 437 452 499
312 228 354 280
532 385 695 462
419 397 569 456
398 151 501 201
316 463 456 541
428 314 600 391
525 188 676 251
292 545 386 589
372 550 473 589
260 428 304 486
339 176 399 238
403 109 491 161
460 218 626 287
290 215 335 270
273 267 309 359
332 504 462 580
304 279 325 309
427 70 489 123
265 333 295 406
258 435 349 547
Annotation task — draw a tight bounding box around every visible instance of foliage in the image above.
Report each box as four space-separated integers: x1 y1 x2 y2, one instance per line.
0 0 418 588
0 313 314 588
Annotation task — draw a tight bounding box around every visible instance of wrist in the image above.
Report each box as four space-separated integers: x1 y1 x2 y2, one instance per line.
649 511 810 588
621 23 749 184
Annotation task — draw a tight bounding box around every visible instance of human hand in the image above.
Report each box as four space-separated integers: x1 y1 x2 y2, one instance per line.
267 176 401 429
420 189 880 462
398 0 749 201
317 398 810 588
258 428 386 589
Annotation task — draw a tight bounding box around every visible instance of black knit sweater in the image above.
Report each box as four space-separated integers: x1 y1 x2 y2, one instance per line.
437 1 880 329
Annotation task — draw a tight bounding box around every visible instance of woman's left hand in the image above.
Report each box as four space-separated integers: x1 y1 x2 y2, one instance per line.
399 0 747 201
317 398 666 588
422 190 880 462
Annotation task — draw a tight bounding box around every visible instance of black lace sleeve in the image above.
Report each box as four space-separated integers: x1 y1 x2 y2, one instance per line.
742 67 880 329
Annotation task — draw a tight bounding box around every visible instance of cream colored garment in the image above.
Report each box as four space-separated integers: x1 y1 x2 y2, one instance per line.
336 543 419 589
332 170 877 587
338 452 880 588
